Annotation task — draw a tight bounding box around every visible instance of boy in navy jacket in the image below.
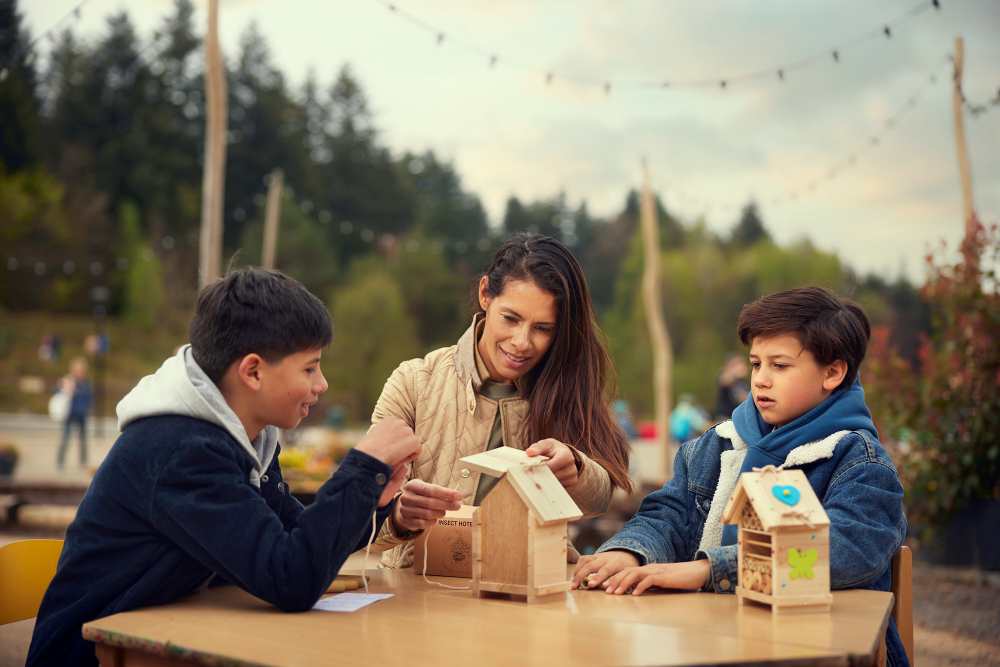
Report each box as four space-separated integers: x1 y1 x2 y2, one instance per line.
28 268 420 666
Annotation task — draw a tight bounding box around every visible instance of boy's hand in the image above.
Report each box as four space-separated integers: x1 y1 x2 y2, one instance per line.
525 438 578 488
378 462 410 508
600 560 711 595
392 479 464 533
572 550 640 589
355 417 421 468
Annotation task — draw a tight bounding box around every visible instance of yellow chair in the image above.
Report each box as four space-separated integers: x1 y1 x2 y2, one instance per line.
0 539 64 624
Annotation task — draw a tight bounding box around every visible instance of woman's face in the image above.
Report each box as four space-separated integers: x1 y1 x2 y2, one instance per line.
477 277 557 382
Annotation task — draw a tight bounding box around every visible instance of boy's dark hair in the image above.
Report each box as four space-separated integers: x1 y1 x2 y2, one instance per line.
189 268 332 383
736 286 870 390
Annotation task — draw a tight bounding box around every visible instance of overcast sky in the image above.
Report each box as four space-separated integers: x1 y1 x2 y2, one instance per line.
23 0 1000 282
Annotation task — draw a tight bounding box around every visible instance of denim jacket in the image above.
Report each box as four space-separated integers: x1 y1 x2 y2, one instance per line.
598 421 909 666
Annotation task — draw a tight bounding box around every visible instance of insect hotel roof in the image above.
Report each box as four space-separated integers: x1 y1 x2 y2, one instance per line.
722 468 830 530
460 447 582 526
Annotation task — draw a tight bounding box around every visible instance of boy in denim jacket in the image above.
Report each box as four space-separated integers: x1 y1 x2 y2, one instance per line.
573 286 908 666
28 269 421 666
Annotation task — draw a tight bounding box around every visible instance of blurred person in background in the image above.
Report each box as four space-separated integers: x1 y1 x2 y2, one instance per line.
57 356 93 469
613 399 638 439
371 233 633 567
714 353 749 421
669 393 708 443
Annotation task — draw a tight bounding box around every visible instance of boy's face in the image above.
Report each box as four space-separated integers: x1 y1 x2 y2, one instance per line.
255 348 328 430
748 334 845 427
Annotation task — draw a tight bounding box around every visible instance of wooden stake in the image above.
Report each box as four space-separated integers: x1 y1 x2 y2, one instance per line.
199 0 228 288
951 37 978 254
262 169 284 269
639 159 674 480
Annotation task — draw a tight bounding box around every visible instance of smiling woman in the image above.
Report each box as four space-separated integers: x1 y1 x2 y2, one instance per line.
370 233 632 567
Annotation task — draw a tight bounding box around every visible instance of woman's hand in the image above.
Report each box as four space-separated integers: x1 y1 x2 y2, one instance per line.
571 550 640 589
599 560 711 595
392 479 464 533
525 438 579 488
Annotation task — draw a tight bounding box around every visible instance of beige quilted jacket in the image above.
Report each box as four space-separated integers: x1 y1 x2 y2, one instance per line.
370 316 614 566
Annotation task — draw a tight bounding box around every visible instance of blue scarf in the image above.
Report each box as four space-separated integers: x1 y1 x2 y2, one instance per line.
720 377 877 545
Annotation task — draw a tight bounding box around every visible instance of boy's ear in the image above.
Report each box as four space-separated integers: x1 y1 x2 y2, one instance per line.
477 276 491 311
235 353 266 391
822 359 848 392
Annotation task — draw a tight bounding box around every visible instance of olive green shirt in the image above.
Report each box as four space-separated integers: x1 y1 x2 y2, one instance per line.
472 338 518 505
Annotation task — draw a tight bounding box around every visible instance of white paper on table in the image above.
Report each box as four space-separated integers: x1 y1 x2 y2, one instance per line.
312 592 394 612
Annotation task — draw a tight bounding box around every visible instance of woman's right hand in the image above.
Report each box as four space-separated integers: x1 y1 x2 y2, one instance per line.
571 550 640 590
392 479 464 533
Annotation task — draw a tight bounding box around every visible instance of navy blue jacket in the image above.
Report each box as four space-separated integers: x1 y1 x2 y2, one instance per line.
68 379 93 419
27 415 392 666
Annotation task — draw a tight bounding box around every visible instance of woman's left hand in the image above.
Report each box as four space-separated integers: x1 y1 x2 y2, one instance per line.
525 438 579 488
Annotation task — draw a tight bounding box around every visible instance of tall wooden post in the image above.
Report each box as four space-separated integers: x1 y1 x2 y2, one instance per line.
639 160 674 480
262 169 284 269
199 0 228 288
951 36 978 263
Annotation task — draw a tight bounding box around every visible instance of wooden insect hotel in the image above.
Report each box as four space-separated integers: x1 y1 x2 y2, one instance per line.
722 467 832 613
459 447 582 603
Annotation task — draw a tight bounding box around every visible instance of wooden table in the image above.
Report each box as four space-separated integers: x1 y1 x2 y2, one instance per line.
84 562 892 667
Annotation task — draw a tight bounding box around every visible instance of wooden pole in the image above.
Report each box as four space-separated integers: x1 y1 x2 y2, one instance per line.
639 159 674 480
199 0 228 288
951 37 978 253
261 169 284 269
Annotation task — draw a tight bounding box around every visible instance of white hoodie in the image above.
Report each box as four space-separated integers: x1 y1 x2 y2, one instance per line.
115 344 278 488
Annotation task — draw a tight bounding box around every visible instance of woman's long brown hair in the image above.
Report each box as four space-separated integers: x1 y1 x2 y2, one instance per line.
478 233 633 493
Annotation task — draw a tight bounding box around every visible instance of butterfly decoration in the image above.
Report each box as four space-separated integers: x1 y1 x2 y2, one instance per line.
788 547 818 580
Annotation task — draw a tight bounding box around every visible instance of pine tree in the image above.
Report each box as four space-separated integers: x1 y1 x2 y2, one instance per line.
729 201 771 247
0 0 41 170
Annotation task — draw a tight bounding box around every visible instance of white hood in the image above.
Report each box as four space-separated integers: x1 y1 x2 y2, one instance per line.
115 344 278 487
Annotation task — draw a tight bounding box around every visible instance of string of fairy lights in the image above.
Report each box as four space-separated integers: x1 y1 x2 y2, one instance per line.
373 0 942 93
655 57 955 219
6 57 993 276
3 0 996 273
0 0 91 81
